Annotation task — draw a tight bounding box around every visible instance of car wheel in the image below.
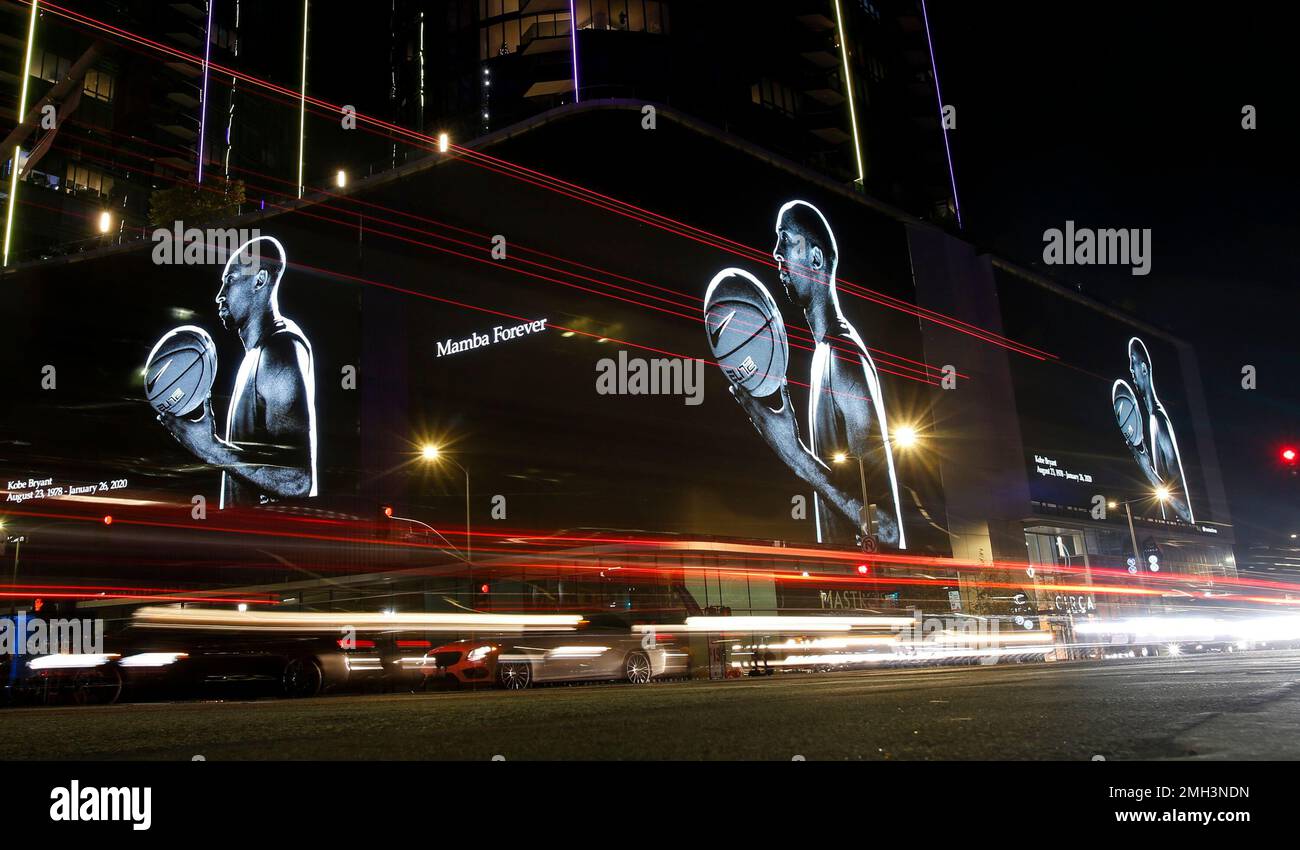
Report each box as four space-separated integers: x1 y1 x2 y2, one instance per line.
282 657 323 698
624 651 653 685
498 662 532 690
71 667 122 706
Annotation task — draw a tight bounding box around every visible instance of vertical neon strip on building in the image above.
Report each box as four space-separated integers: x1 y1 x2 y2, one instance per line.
921 0 962 229
569 0 580 103
832 0 865 187
297 0 309 198
198 0 214 183
3 0 40 267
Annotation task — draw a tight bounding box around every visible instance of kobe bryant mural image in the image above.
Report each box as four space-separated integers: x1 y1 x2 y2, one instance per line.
705 200 905 549
1111 337 1193 524
155 235 318 508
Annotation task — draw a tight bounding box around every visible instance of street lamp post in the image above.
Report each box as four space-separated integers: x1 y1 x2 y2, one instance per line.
5 533 25 616
832 427 917 550
1111 487 1171 574
833 452 873 543
422 445 472 595
1123 501 1141 572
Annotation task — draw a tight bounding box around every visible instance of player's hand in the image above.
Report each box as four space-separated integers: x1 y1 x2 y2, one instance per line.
158 397 220 463
731 381 801 460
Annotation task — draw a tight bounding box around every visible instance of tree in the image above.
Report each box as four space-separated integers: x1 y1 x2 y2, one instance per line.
149 175 246 227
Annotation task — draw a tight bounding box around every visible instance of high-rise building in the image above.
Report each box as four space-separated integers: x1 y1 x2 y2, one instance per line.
388 0 956 221
0 0 380 263
3 1 956 260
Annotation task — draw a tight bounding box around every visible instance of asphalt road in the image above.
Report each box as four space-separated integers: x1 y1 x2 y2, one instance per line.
4 650 1300 760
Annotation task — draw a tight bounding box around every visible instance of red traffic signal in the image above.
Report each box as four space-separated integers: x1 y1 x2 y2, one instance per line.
479 583 490 594
382 505 393 517
856 564 870 575
1283 447 1297 465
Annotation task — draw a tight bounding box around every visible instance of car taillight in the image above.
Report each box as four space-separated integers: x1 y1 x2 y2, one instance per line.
337 638 376 650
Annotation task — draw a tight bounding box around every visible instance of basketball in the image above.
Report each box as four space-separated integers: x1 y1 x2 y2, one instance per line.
1111 380 1143 449
144 325 217 417
703 268 788 398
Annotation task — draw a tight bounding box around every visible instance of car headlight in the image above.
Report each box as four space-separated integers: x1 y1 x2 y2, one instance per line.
466 645 494 663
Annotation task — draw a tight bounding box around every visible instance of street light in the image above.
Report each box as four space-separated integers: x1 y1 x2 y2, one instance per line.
833 424 919 547
5 528 26 615
832 451 873 542
893 425 918 449
421 443 472 586
1112 488 1171 574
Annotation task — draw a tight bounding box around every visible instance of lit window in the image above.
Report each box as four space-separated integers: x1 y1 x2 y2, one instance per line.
84 69 115 103
753 78 799 117
64 162 114 197
646 1 664 34
30 51 71 83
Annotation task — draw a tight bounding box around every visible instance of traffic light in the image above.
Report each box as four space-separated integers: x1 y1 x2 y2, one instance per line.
1282 447 1297 465
857 564 870 575
479 583 490 594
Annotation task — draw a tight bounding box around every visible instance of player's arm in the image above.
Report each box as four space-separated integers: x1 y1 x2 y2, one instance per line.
159 339 314 498
1152 425 1194 522
730 382 862 524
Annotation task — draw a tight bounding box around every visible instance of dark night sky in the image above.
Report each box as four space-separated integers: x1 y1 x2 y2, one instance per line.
928 1 1299 551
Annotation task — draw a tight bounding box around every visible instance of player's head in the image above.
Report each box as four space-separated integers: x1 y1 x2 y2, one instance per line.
216 236 286 331
773 200 838 308
1128 336 1154 399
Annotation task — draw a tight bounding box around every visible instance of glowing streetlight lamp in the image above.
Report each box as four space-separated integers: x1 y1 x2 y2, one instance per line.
335 169 347 188
97 211 113 234
893 425 918 449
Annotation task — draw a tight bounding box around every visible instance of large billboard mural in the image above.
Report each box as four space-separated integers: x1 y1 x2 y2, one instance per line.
0 132 952 560
996 268 1214 530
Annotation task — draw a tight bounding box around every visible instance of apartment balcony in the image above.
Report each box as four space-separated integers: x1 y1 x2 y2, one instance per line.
791 0 835 30
520 19 573 55
521 0 570 13
522 76 575 99
803 109 851 146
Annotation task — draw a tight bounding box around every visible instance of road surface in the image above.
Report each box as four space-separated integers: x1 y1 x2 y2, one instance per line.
3 650 1299 760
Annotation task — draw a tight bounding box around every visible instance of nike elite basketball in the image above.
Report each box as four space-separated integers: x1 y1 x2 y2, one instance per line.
1112 380 1143 449
703 268 789 398
144 325 218 417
